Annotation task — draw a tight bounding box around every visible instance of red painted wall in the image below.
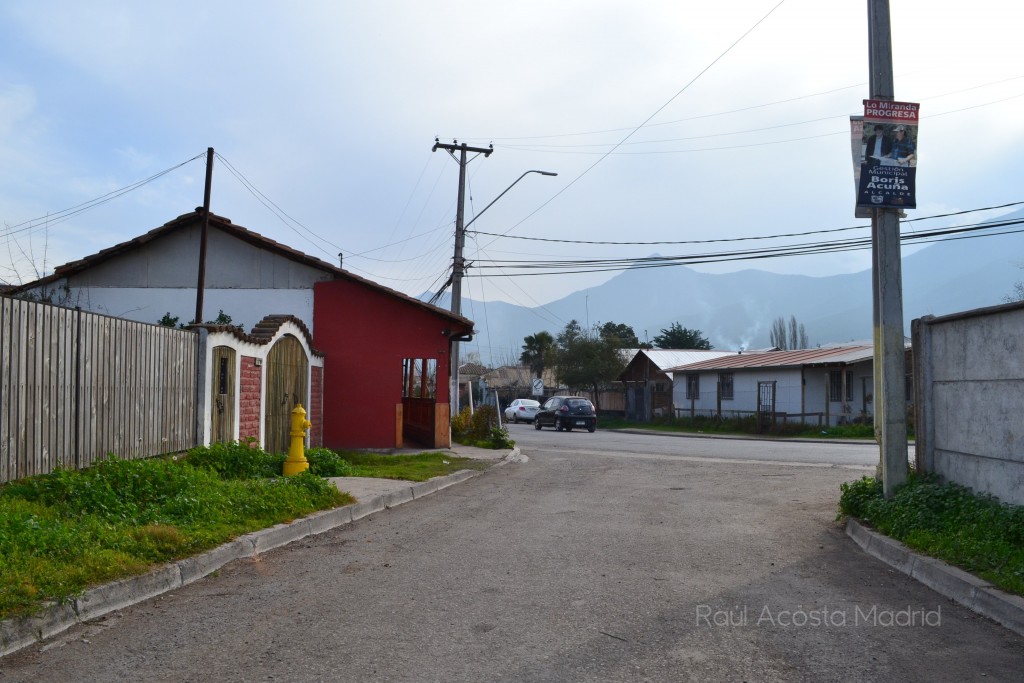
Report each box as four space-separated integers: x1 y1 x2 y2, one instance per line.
313 280 470 448
239 355 262 445
310 365 323 448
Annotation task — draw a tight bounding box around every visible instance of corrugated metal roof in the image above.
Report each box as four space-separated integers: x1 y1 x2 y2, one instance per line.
635 349 736 372
667 345 876 372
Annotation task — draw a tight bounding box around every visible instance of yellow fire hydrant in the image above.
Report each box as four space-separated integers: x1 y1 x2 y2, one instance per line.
283 404 312 476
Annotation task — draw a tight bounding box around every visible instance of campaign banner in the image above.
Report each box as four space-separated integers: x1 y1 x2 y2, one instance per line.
855 99 919 210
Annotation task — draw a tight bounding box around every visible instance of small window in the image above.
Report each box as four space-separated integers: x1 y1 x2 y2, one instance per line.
686 374 700 400
718 372 734 400
829 370 854 402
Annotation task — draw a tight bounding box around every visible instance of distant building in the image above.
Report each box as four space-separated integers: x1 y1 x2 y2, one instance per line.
667 344 903 427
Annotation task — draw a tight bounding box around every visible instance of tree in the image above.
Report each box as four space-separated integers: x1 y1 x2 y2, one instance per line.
552 320 627 410
520 331 555 379
598 321 643 348
1004 266 1024 303
769 315 809 350
1006 282 1024 303
651 322 711 350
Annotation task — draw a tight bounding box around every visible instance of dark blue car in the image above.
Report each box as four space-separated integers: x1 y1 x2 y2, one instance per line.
534 396 597 432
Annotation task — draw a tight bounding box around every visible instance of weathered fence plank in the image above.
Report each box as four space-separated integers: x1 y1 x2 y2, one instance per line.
0 298 199 483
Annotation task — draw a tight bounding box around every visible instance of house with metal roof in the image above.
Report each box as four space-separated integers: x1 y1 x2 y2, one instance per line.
617 349 735 421
666 344 891 428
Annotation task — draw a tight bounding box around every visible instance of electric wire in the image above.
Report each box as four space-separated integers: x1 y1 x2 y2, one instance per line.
467 218 1024 277
0 152 207 242
469 201 1024 247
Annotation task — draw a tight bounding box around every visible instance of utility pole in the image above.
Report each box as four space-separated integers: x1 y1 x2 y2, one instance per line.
194 147 214 325
432 139 493 416
867 0 908 497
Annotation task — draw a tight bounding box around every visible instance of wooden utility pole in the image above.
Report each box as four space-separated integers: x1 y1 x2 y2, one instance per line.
194 147 215 325
431 139 493 416
867 0 908 497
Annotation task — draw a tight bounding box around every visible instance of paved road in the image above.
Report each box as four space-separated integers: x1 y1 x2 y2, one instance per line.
512 422 893 468
3 430 1021 681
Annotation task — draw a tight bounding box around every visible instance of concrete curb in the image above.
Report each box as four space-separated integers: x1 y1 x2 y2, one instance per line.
0 447 521 659
846 518 1024 636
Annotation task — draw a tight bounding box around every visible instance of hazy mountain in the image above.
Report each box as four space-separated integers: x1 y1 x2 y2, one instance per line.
431 208 1024 365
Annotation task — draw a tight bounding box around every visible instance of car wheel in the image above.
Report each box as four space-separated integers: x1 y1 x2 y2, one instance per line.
588 425 597 433
512 413 518 424
534 420 542 430
565 423 573 431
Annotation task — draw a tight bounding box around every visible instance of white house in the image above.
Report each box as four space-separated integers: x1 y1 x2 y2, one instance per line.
667 345 883 427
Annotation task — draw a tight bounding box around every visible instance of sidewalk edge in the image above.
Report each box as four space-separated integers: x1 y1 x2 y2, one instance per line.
0 446 520 659
845 517 1024 636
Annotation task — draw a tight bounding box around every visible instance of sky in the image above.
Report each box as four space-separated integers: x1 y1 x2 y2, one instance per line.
1 1 1022 313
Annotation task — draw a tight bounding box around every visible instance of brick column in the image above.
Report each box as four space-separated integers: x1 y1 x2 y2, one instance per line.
239 356 263 446
310 365 324 448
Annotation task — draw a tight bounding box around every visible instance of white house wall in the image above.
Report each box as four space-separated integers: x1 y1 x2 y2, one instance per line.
673 362 874 425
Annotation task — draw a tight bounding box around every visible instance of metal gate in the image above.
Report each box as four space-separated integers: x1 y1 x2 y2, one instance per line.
264 335 308 454
757 381 776 434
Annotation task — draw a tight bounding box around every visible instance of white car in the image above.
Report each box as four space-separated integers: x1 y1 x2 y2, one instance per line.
504 398 541 423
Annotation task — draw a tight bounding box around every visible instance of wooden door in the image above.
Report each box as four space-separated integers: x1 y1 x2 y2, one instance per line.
264 336 308 454
210 346 236 443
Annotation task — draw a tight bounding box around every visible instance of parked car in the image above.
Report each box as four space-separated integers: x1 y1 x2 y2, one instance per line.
534 396 597 432
504 398 541 423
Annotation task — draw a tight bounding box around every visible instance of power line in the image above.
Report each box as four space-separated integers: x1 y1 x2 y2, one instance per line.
467 218 1024 277
0 152 207 243
470 0 788 254
469 201 1024 247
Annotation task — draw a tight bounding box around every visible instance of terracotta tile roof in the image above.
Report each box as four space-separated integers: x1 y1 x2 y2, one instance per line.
195 314 324 357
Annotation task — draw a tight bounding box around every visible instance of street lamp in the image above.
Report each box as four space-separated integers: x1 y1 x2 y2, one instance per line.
451 169 558 417
463 170 559 230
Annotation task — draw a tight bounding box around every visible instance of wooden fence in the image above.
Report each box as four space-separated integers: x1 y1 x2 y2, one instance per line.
1 297 199 483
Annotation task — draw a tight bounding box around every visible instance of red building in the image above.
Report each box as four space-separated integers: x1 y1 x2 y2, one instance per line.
314 279 473 449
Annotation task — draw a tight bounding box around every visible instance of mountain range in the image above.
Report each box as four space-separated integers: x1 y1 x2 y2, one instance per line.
431 207 1024 366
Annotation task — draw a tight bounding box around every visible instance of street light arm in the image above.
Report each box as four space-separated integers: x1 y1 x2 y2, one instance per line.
463 170 557 230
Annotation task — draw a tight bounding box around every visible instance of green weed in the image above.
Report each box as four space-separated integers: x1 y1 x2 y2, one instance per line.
838 474 1024 596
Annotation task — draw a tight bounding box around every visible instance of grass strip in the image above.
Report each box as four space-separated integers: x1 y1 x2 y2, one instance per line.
0 449 350 620
0 442 492 620
838 474 1024 596
335 451 490 482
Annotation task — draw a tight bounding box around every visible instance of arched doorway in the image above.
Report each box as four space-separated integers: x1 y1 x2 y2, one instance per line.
264 335 308 454
210 346 236 443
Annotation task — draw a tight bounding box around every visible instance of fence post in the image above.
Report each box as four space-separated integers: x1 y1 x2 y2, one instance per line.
194 326 209 449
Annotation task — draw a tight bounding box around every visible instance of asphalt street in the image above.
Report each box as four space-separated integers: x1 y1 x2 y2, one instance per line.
2 429 1021 682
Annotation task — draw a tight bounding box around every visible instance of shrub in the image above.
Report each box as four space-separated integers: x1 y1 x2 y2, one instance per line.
838 473 1024 595
452 405 514 449
185 441 285 479
305 448 355 477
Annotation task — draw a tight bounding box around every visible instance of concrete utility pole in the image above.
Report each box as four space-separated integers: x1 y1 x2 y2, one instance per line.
867 0 908 497
432 139 493 416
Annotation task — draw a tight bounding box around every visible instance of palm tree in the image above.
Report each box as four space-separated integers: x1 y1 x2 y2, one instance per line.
520 331 554 379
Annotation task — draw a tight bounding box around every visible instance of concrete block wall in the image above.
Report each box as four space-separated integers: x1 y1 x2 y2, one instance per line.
914 302 1024 505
